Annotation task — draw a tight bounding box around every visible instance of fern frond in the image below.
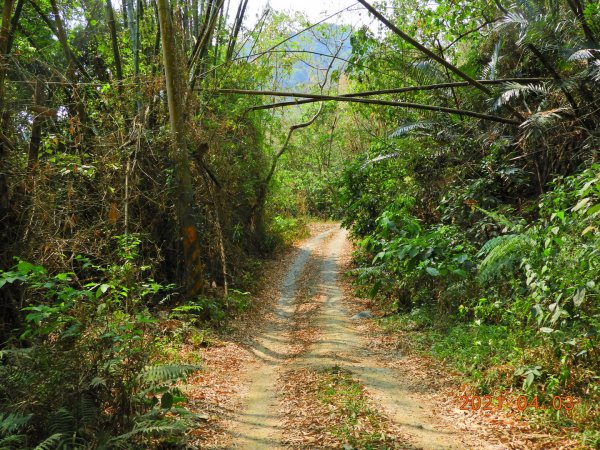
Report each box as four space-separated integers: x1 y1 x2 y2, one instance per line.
33 433 64 450
476 234 519 257
0 434 26 448
138 364 199 385
110 417 190 442
78 393 99 428
475 206 522 232
0 413 31 435
478 234 534 284
48 408 75 435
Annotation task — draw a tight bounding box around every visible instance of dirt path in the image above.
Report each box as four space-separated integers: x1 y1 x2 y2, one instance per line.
229 228 336 448
200 225 523 449
295 228 474 449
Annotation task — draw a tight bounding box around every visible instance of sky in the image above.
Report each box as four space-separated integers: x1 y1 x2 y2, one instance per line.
243 0 381 31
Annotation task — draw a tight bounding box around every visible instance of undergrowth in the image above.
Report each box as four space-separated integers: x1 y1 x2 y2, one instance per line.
316 366 394 449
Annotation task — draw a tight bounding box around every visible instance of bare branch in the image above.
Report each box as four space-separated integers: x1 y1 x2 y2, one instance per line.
214 88 520 125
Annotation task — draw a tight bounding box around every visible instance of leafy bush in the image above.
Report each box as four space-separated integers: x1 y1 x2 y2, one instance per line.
0 236 200 448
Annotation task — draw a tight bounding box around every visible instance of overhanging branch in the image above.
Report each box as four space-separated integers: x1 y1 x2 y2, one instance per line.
241 78 548 112
214 88 521 125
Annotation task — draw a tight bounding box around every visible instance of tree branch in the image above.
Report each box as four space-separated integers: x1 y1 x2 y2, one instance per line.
216 88 520 125
356 0 524 121
356 0 492 95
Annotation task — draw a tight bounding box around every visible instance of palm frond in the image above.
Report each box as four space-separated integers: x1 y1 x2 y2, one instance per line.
568 49 598 61
520 108 568 142
592 60 600 82
361 153 400 167
404 60 448 85
492 82 550 110
482 40 503 80
389 121 437 138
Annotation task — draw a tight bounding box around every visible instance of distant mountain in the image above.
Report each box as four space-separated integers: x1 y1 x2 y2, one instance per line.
282 23 352 89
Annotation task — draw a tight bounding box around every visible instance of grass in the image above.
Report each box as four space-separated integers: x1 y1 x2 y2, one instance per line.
377 309 600 448
316 366 395 449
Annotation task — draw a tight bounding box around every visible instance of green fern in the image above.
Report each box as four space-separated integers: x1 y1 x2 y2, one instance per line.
48 408 75 436
109 413 192 443
32 433 64 450
475 206 523 232
478 234 534 284
0 413 31 436
477 234 518 257
78 393 99 428
138 364 199 385
0 434 26 449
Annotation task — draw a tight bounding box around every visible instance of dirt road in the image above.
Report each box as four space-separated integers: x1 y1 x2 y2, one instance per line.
192 225 559 449
213 225 502 449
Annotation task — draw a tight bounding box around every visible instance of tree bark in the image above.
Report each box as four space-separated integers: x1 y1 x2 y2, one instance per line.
105 0 124 93
244 78 547 111
157 0 205 296
357 0 524 121
0 0 15 161
226 0 247 61
125 0 141 114
357 0 492 95
6 0 23 54
565 0 597 46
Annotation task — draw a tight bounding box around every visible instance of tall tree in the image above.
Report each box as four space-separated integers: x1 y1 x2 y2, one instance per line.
157 0 205 296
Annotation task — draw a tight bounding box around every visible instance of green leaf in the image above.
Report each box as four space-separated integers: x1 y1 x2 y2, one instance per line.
369 280 382 298
572 197 591 213
425 267 440 276
573 288 586 307
540 327 554 333
586 203 600 216
525 372 535 388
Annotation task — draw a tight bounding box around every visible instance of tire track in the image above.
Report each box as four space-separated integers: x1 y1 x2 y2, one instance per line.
229 227 334 449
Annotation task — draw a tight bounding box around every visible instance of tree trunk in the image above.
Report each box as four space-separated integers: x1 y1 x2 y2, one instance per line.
126 0 141 114
0 0 15 161
105 0 124 93
157 0 204 296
